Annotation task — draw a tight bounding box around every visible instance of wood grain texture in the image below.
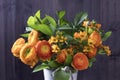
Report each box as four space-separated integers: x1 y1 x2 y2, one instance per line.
0 0 120 80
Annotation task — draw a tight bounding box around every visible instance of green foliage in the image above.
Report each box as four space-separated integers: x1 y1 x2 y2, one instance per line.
56 10 66 19
45 15 57 27
89 57 96 67
54 69 70 80
33 63 49 73
74 12 88 26
27 16 36 26
48 61 61 68
65 54 73 66
20 33 29 38
97 48 106 55
102 31 112 41
34 10 40 19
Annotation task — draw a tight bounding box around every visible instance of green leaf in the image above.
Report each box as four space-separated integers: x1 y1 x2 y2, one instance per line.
74 12 88 25
88 27 93 34
90 57 96 62
49 24 56 35
20 33 29 38
37 24 53 36
27 16 35 26
102 31 112 41
34 10 40 19
58 25 72 30
48 61 60 68
97 48 106 55
82 40 88 46
89 58 96 67
65 34 73 41
32 63 49 73
57 10 66 19
29 24 53 36
65 54 73 66
54 69 70 80
41 17 48 24
89 61 93 67
46 15 57 27
60 19 69 26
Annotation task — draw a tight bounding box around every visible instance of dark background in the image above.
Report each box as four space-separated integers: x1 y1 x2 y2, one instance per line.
0 0 120 80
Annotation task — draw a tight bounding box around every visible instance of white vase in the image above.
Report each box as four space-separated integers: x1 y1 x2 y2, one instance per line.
43 68 78 80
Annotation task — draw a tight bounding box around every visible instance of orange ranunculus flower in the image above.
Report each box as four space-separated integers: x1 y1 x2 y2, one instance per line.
11 38 25 57
56 49 67 63
28 30 39 46
20 44 38 68
87 47 97 58
89 31 102 47
72 53 89 70
36 40 52 61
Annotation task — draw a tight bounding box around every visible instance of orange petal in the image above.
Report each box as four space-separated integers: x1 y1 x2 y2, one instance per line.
87 47 97 58
89 31 102 47
28 30 39 46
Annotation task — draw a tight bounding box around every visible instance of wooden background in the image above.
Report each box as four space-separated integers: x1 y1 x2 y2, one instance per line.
0 0 120 80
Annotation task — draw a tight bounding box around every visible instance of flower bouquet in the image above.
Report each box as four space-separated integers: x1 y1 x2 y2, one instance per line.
11 10 112 80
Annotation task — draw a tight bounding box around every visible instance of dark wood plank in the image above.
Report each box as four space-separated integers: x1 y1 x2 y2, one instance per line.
0 0 6 79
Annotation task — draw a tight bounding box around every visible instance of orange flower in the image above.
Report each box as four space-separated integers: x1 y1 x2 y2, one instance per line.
87 47 97 58
48 36 58 44
82 21 89 27
36 40 52 61
103 46 111 56
51 44 60 53
11 38 25 57
89 31 102 47
56 49 67 63
74 31 87 41
95 24 101 29
28 30 39 46
79 31 87 41
20 44 38 68
72 53 89 70
74 32 80 39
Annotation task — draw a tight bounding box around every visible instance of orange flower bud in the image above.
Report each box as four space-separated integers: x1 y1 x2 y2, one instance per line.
56 49 67 63
89 31 102 47
87 47 97 58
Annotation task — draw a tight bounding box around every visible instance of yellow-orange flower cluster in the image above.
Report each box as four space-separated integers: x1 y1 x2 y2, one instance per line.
11 30 39 68
74 31 87 41
11 30 53 68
